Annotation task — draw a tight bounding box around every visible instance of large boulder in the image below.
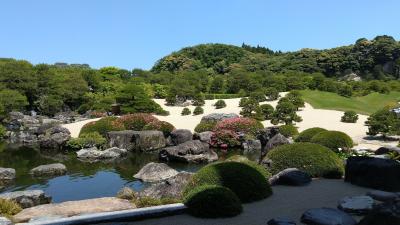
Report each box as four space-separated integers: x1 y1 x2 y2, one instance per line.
159 140 218 163
242 139 262 152
76 147 127 162
194 131 213 144
12 197 135 223
358 198 400 225
269 168 311 186
108 130 166 152
0 168 16 182
200 113 239 123
345 157 400 191
337 196 374 215
170 129 192 145
39 126 71 150
133 162 178 182
0 190 51 208
138 172 193 199
301 208 356 225
266 133 291 151
29 163 67 177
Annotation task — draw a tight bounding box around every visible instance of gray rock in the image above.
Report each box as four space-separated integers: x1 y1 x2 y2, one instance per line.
159 140 218 163
338 196 374 215
170 129 192 145
108 130 166 152
242 139 262 152
301 208 356 225
197 131 213 143
0 190 51 208
0 168 16 181
30 163 67 177
200 113 239 123
116 187 136 200
269 168 311 186
0 217 12 225
366 190 399 202
375 146 400 155
267 217 296 225
358 198 400 225
133 162 178 182
266 133 291 151
77 147 127 162
138 172 193 199
39 126 71 150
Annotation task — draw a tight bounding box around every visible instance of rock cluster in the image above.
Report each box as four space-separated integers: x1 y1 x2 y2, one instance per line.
108 130 166 152
76 147 127 162
159 140 218 163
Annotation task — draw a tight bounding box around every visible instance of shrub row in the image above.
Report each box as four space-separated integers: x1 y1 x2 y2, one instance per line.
204 94 240 100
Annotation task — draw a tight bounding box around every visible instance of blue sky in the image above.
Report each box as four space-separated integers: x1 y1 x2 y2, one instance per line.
1 0 399 70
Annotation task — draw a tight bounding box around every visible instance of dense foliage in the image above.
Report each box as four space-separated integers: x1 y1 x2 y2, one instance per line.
193 106 204 115
266 143 344 178
142 121 175 137
0 198 22 217
365 107 400 137
184 161 272 203
310 130 354 152
67 132 106 150
184 185 242 218
226 155 271 179
116 113 159 131
0 124 6 139
194 121 217 133
279 124 299 138
214 100 227 109
341 111 359 123
79 117 124 137
295 127 327 142
181 107 191 116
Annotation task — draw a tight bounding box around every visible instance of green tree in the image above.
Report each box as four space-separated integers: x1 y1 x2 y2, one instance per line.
239 98 263 120
365 108 400 137
265 87 279 101
259 104 274 120
210 76 225 93
271 101 302 125
192 92 205 106
0 89 29 114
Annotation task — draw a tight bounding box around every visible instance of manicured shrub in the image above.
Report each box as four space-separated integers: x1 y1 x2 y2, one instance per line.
80 117 124 137
184 185 242 218
265 87 279 101
143 121 175 137
181 108 191 116
0 124 6 139
227 155 271 179
135 197 180 208
341 111 359 123
194 121 217 133
0 198 22 217
295 127 327 142
184 161 272 203
249 90 266 102
266 143 344 178
279 125 299 138
210 129 240 147
214 100 227 109
192 93 205 106
259 104 274 120
310 130 353 151
193 106 204 115
67 132 107 150
115 113 159 131
214 117 263 136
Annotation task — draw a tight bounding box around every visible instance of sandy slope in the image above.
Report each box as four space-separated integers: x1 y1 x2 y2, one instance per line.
62 118 101 138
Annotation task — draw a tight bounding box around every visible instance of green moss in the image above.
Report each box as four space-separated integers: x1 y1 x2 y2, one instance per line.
79 117 124 137
194 121 217 133
227 155 271 179
266 142 344 178
310 130 353 151
184 185 242 218
295 127 327 142
279 125 299 138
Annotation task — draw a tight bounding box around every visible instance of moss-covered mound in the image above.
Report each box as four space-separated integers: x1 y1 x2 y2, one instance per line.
227 155 271 179
310 130 353 151
184 185 242 218
279 125 299 138
295 127 327 142
266 143 344 178
79 117 124 137
184 161 272 203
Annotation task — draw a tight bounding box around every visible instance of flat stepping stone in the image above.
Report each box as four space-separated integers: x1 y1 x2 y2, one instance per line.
338 196 374 215
267 217 296 225
301 207 356 225
366 190 399 202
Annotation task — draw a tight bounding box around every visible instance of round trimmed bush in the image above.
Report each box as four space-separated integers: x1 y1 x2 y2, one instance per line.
67 132 107 150
181 107 191 116
0 198 22 217
227 155 271 179
184 161 272 203
194 121 217 133
143 120 175 137
310 130 353 151
184 185 242 218
115 113 159 131
341 111 359 123
80 117 124 137
214 117 263 136
266 143 344 178
279 125 299 138
214 100 227 109
295 127 327 142
193 106 204 115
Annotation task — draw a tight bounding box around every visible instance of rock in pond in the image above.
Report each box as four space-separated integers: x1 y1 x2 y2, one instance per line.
0 168 16 182
138 172 193 199
358 198 400 225
345 156 400 192
116 187 136 200
0 190 51 208
39 126 71 151
108 130 166 152
366 190 399 202
0 217 12 225
301 208 356 225
269 168 311 186
200 113 239 123
267 217 296 225
13 197 135 223
133 162 178 182
338 196 374 215
76 147 127 162
30 163 67 177
170 129 192 145
159 140 218 163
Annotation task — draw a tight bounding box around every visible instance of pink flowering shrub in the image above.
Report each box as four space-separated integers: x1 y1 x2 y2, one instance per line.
210 129 241 148
214 117 263 136
115 113 159 131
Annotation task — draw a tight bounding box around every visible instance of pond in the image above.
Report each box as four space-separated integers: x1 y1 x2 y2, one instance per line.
0 142 259 203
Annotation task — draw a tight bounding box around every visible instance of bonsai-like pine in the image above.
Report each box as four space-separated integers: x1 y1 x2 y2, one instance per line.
365 108 400 137
265 87 279 101
181 107 191 116
193 106 204 115
295 127 327 142
310 130 353 151
271 100 302 125
259 104 274 120
341 111 358 123
249 90 266 102
192 92 205 106
286 90 305 110
184 161 272 203
279 124 299 138
184 185 242 218
239 98 263 120
266 143 344 178
214 100 227 109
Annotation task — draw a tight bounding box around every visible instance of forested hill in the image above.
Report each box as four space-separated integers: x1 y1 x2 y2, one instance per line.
152 35 400 80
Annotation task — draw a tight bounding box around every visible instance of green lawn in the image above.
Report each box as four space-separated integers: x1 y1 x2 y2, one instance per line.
299 90 400 115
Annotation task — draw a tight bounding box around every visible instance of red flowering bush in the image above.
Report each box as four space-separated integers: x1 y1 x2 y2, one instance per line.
210 130 240 148
214 117 263 136
143 121 176 136
115 113 159 131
